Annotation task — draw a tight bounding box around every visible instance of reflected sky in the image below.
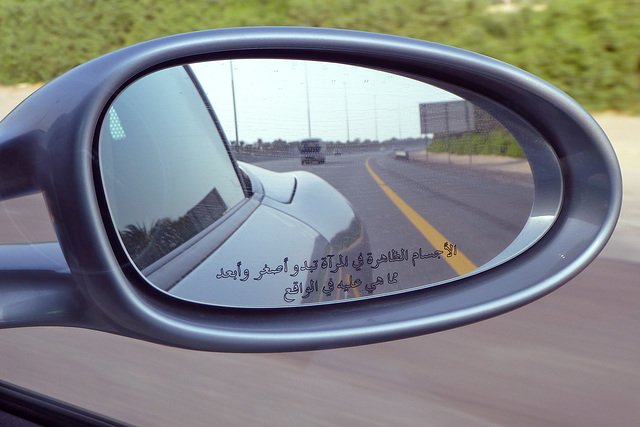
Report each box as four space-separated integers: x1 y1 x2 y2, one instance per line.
192 59 460 144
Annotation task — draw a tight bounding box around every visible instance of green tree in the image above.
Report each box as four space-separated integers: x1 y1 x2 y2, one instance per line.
1 0 639 111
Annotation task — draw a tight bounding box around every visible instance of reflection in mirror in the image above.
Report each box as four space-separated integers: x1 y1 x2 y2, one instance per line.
99 59 560 308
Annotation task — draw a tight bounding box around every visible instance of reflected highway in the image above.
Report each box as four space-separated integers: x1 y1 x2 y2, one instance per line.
250 150 533 293
0 151 638 425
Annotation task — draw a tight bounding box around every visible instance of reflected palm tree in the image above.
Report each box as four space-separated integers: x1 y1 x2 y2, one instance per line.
120 223 151 261
118 187 229 270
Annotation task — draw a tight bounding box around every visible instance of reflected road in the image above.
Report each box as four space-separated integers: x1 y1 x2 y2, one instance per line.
249 150 533 292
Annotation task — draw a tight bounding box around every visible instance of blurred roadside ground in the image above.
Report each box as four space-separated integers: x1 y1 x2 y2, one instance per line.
403 149 532 176
1 84 638 263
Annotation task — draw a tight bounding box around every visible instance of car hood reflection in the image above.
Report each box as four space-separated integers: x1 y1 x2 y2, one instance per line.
167 166 369 307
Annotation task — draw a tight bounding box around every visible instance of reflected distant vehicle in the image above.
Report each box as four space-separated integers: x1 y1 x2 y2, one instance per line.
395 149 409 160
299 138 325 164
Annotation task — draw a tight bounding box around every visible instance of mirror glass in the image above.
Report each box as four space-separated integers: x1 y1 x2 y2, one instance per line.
99 59 559 308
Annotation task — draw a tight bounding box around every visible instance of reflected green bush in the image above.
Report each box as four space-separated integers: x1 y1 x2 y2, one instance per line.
428 131 526 158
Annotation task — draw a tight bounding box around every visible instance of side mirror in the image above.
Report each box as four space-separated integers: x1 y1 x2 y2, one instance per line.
0 28 621 352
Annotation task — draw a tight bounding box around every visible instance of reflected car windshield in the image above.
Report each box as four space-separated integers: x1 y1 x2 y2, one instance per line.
99 66 246 270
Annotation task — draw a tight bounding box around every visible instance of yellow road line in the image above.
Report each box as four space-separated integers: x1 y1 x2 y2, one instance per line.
365 158 477 276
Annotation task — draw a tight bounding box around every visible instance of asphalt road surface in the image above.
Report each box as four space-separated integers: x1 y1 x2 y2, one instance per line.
249 151 534 295
0 151 637 425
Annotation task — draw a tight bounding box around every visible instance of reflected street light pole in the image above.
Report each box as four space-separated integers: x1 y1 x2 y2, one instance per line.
229 61 239 147
374 95 379 143
344 81 350 143
305 62 312 138
425 132 434 165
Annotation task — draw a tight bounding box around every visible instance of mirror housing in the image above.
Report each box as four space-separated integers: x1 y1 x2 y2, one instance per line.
0 28 621 352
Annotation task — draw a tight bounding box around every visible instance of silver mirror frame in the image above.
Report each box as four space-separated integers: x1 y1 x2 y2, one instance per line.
0 27 621 352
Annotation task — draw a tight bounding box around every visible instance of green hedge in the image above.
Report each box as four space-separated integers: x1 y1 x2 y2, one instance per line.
427 131 526 158
450 0 640 112
1 0 639 112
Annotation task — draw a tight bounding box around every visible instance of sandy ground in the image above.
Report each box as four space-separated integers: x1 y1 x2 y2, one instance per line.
407 149 533 177
590 113 640 262
0 83 43 119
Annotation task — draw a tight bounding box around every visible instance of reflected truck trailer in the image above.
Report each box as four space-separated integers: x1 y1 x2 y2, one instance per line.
299 138 325 165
